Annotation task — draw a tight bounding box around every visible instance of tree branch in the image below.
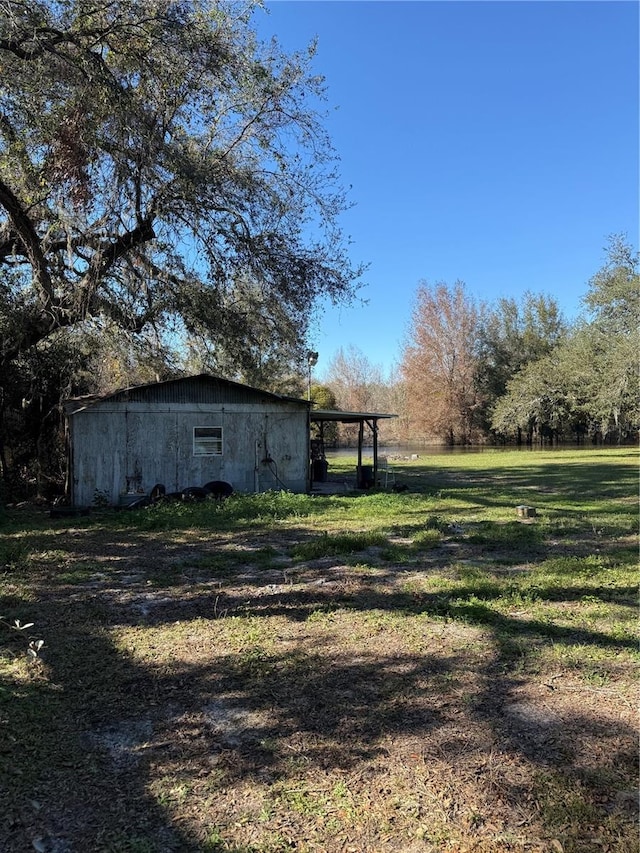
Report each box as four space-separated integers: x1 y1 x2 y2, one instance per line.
74 216 156 318
0 28 69 60
0 179 54 312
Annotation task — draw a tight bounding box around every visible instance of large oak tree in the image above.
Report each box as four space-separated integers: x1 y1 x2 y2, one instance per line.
0 0 361 375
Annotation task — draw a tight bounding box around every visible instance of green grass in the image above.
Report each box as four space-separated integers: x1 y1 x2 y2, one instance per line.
0 539 32 572
290 531 389 561
0 446 637 853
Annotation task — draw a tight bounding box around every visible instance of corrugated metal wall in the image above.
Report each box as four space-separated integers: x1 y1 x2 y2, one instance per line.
68 391 311 505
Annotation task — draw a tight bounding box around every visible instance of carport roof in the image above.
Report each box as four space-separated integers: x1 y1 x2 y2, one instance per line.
310 409 396 424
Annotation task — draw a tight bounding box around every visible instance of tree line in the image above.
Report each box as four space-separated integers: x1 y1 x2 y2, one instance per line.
316 235 639 449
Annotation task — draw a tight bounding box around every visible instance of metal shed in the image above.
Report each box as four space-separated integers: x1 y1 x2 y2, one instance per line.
64 375 311 506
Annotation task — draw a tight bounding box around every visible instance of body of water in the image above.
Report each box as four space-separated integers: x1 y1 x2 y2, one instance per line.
324 443 634 459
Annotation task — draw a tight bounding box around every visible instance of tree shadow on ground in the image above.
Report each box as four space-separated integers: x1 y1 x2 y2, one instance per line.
1 451 637 852
0 590 467 850
2 545 637 852
0 608 203 852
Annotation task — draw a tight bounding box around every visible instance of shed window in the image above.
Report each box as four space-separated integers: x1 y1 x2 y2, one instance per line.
193 426 223 456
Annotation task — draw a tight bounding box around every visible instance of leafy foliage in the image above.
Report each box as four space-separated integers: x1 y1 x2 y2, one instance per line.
584 234 640 335
310 383 339 445
492 236 639 442
477 291 568 433
0 311 89 496
0 0 360 368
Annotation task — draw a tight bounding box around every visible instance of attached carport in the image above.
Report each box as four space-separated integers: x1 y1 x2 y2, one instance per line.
309 409 397 488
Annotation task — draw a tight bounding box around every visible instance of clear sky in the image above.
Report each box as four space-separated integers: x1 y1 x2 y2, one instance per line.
255 1 639 378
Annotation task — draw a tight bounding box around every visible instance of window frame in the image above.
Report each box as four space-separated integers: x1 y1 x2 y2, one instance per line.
193 425 223 457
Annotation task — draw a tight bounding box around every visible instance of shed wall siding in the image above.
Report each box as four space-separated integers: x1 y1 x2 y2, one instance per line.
69 402 309 505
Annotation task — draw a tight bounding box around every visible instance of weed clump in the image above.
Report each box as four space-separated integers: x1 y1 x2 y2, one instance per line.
118 490 320 531
291 531 388 560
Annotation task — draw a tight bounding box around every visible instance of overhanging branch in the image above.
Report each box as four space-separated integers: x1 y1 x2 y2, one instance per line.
0 179 54 312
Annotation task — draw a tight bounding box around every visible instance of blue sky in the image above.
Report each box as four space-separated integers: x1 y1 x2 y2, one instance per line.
255 1 639 377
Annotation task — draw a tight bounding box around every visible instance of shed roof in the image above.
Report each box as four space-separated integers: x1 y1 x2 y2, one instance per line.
65 374 311 413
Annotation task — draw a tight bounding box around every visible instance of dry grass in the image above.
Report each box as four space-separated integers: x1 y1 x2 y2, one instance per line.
0 448 637 852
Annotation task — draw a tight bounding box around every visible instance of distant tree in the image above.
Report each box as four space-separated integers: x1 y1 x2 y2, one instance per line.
491 352 575 444
310 384 338 410
569 326 639 441
310 384 338 446
477 292 568 437
584 234 639 335
324 346 388 444
381 365 409 444
326 346 384 410
492 236 639 443
575 234 639 439
401 281 482 445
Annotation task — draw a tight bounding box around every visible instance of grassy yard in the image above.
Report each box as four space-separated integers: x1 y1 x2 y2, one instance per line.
0 448 638 853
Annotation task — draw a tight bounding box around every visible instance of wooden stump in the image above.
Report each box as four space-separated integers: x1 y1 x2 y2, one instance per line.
516 504 536 519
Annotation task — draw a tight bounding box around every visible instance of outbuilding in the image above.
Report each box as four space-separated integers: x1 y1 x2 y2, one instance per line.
64 375 312 506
